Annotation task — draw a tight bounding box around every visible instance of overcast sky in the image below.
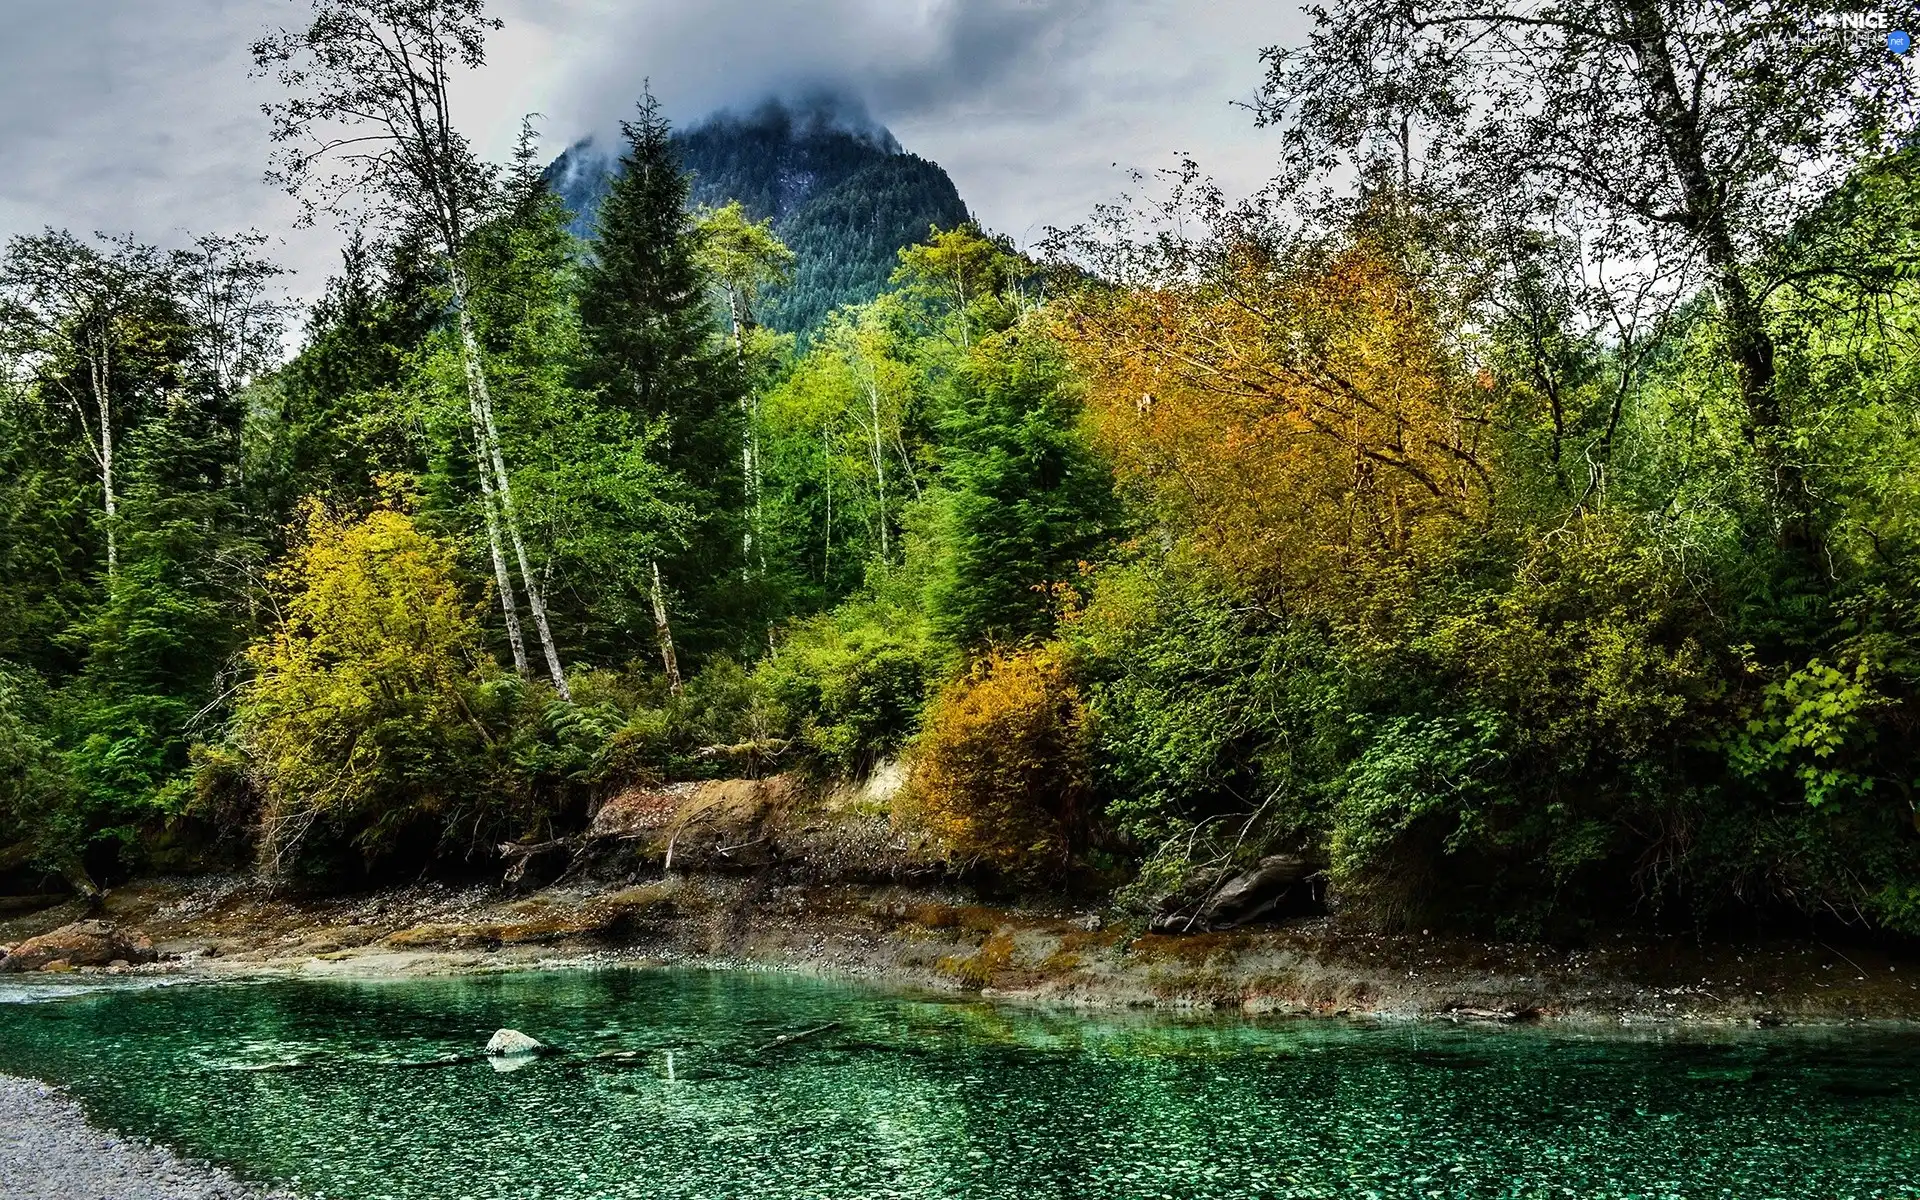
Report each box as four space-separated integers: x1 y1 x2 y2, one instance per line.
0 0 1304 309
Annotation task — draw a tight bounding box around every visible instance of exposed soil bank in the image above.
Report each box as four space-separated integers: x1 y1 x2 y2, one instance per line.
3 871 1917 1025
0 1076 289 1200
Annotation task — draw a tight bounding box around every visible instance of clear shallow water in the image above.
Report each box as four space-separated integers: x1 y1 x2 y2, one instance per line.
0 970 1916 1200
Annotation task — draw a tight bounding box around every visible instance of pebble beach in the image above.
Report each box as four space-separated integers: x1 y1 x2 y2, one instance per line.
0 1076 288 1200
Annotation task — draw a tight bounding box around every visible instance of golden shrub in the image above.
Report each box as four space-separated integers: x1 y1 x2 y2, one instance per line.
907 646 1089 874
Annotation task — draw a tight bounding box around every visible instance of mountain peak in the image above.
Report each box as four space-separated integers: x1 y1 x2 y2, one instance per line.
688 91 903 157
545 96 970 334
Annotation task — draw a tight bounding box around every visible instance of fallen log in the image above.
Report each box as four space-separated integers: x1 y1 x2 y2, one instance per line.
1446 1006 1539 1023
753 1021 840 1054
691 738 791 763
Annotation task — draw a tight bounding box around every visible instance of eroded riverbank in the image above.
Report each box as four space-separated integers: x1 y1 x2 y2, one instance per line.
3 871 1917 1025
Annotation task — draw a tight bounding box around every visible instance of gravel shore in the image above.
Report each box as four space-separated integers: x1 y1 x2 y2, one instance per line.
8 872 1920 1023
0 1076 290 1200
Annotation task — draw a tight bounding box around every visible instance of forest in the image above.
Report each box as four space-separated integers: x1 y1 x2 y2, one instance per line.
2 0 1918 943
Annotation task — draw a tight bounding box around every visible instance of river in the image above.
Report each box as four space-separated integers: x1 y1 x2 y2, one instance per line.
0 968 1915 1198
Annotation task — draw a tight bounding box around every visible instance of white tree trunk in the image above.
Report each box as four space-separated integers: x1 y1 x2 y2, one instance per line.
95 335 116 579
727 287 765 576
471 421 530 677
649 559 682 695
448 297 529 676
863 377 889 563
821 425 833 581
453 292 570 700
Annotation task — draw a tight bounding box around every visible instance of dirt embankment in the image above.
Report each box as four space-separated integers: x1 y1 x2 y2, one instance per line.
3 772 1917 1025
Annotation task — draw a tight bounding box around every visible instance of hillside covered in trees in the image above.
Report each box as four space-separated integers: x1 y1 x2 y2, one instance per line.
545 95 972 334
2 0 1919 948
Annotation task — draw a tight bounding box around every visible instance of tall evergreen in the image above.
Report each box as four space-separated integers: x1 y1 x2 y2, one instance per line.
923 336 1117 654
254 232 439 533
448 128 681 670
578 90 752 665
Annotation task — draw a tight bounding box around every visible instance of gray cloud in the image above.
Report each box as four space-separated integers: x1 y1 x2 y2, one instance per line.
516 0 1105 136
0 0 1306 310
0 0 333 299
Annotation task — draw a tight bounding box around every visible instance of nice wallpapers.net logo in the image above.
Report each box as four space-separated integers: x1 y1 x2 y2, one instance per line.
1810 12 1911 52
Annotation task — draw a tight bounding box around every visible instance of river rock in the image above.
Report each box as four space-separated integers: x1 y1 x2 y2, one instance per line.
1202 855 1311 925
1150 855 1316 933
0 921 156 973
485 1029 544 1057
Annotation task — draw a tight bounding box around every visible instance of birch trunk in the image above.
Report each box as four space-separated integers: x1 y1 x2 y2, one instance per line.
726 287 765 575
649 559 683 695
863 376 889 562
449 296 530 676
821 425 833 581
451 283 570 700
467 315 570 700
95 330 116 579
471 421 530 676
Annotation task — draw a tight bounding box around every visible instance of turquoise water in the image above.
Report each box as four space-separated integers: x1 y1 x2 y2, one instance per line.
0 969 1916 1199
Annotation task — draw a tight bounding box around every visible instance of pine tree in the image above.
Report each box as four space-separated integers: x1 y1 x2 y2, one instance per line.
922 333 1116 654
456 122 681 670
578 88 752 673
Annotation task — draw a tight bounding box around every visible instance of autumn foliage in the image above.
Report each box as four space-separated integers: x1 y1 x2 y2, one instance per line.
236 504 494 872
907 646 1090 875
1056 241 1497 599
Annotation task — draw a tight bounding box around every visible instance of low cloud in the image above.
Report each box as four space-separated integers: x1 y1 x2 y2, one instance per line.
519 0 1106 138
0 0 1306 310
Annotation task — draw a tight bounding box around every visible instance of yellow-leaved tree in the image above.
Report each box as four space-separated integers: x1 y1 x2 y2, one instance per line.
907 646 1089 876
1056 239 1499 604
237 503 496 874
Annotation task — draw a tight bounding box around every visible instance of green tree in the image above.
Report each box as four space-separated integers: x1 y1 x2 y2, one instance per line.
255 0 571 697
0 664 82 890
0 231 283 876
0 232 176 577
578 88 750 679
1255 0 1920 520
921 329 1115 653
759 296 924 611
251 232 440 530
694 201 796 577
443 126 683 668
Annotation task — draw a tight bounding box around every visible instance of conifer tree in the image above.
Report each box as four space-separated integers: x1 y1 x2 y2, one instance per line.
578 88 750 675
456 122 681 670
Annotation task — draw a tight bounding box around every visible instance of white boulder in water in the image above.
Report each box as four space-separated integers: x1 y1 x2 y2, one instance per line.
486 1029 544 1057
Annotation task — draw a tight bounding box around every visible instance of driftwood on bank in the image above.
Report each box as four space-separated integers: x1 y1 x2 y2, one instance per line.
1149 855 1319 933
496 836 588 888
690 738 791 765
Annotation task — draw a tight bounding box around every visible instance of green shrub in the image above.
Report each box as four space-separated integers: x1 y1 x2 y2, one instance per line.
0 663 82 884
1065 554 1340 852
598 658 782 782
756 601 934 772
